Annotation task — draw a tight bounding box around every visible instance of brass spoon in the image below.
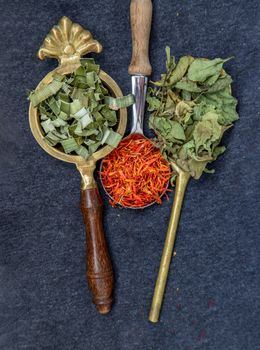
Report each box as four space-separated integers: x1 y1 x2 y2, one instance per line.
149 72 232 323
29 17 127 314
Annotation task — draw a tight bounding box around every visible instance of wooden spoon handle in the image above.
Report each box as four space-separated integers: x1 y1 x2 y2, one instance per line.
80 187 113 314
128 0 153 76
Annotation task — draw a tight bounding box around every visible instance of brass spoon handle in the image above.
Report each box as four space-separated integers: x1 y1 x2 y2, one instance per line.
149 169 190 322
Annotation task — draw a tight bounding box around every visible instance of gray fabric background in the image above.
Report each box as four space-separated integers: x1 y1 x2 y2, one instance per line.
0 0 259 349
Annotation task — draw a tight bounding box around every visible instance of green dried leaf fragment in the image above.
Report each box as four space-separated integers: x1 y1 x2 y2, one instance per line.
75 66 86 77
81 112 93 128
165 46 176 70
207 75 233 93
187 58 232 82
70 99 83 115
47 97 61 116
60 100 70 115
44 130 67 146
52 118 67 127
94 92 102 101
146 89 161 111
193 112 223 153
58 111 69 121
60 138 79 153
52 130 68 140
61 82 71 95
150 116 186 141
89 141 101 154
85 71 98 88
40 114 48 121
104 94 135 110
75 145 89 159
93 111 104 122
80 129 99 137
70 88 79 100
74 122 82 135
41 119 55 133
80 58 100 73
29 78 64 107
204 73 220 86
175 79 203 93
100 107 117 126
103 129 122 147
38 104 53 119
167 56 194 86
74 107 93 128
198 87 239 125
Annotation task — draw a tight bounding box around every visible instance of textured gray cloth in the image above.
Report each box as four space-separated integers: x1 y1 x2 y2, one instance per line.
0 0 259 349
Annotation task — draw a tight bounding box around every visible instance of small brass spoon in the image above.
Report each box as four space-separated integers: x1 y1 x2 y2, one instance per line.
149 72 232 323
29 17 127 314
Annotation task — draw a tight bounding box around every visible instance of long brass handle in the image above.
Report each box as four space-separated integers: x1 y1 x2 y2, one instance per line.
149 169 190 322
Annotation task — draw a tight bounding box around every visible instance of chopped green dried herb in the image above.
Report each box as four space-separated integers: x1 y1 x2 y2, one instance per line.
28 58 134 160
147 47 239 179
104 94 135 110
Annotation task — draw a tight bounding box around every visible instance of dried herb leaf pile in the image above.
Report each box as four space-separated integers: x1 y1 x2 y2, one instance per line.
29 58 134 160
147 47 239 180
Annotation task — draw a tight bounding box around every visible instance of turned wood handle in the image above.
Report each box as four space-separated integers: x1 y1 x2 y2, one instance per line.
128 0 153 76
80 187 113 314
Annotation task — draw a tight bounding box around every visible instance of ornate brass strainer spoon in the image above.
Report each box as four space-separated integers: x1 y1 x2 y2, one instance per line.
29 17 127 314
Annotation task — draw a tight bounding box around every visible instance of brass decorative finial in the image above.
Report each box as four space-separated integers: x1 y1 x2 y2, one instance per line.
37 16 102 72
